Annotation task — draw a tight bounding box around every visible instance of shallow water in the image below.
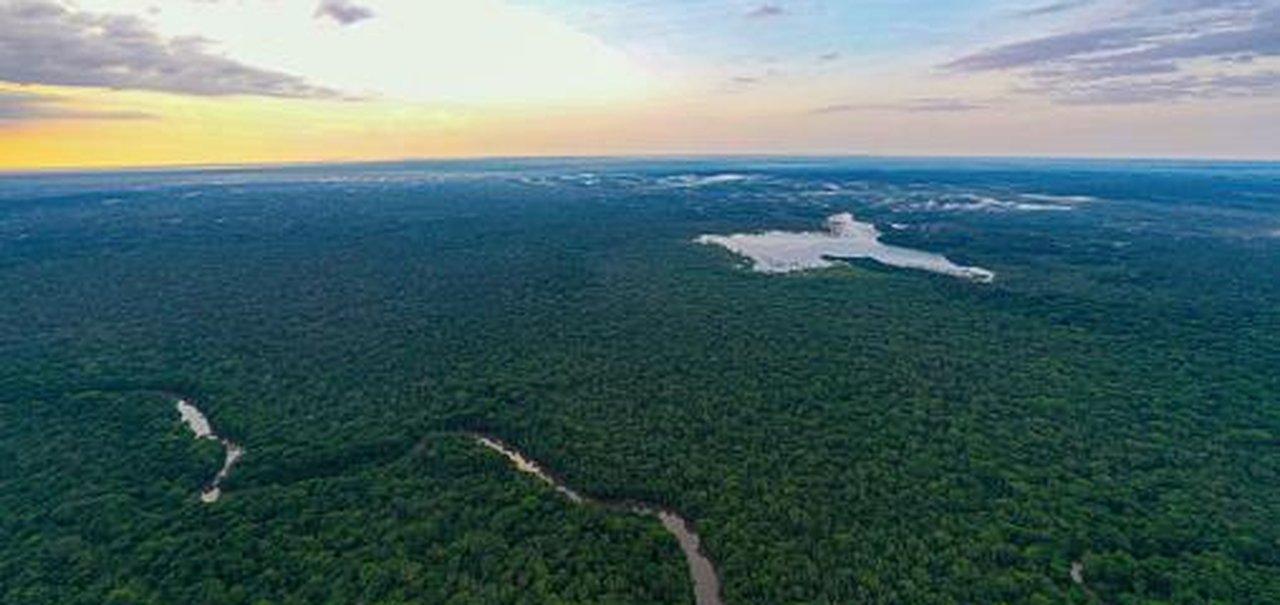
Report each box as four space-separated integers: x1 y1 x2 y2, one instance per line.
175 399 243 503
656 511 723 605
697 212 995 282
476 436 585 503
475 435 723 605
176 400 213 439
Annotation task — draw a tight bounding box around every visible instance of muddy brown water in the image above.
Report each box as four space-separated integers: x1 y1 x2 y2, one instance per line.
475 435 724 605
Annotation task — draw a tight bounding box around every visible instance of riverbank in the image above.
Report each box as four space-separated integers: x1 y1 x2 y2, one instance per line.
473 434 724 605
175 398 243 503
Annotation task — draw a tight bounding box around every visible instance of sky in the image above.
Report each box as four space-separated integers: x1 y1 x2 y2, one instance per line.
0 0 1277 168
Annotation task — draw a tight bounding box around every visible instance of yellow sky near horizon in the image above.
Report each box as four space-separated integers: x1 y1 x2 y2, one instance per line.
0 85 477 169
6 84 1278 171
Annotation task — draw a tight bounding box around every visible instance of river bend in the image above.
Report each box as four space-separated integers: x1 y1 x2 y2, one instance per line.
475 435 723 605
175 398 243 503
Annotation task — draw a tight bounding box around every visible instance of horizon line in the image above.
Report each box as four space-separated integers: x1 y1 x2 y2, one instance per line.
3 151 1279 176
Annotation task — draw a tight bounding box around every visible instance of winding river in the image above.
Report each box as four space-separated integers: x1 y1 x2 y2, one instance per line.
175 399 243 503
475 435 724 605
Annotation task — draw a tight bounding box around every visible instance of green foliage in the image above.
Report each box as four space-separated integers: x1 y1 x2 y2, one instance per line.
1 161 1278 603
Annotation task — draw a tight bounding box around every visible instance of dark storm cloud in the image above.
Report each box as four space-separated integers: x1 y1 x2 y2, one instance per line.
0 0 337 98
0 89 153 123
943 0 1280 104
315 0 375 25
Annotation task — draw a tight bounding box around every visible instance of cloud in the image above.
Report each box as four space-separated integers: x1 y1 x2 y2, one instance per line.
813 98 989 113
315 0 375 26
944 1 1280 104
728 66 784 87
1015 1 1095 18
944 27 1150 72
0 89 152 123
0 0 337 98
746 4 785 19
1035 69 1280 104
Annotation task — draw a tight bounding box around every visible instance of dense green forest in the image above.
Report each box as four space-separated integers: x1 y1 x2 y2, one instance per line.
1 158 1278 604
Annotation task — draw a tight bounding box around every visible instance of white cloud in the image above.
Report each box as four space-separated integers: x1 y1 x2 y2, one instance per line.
70 0 650 105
